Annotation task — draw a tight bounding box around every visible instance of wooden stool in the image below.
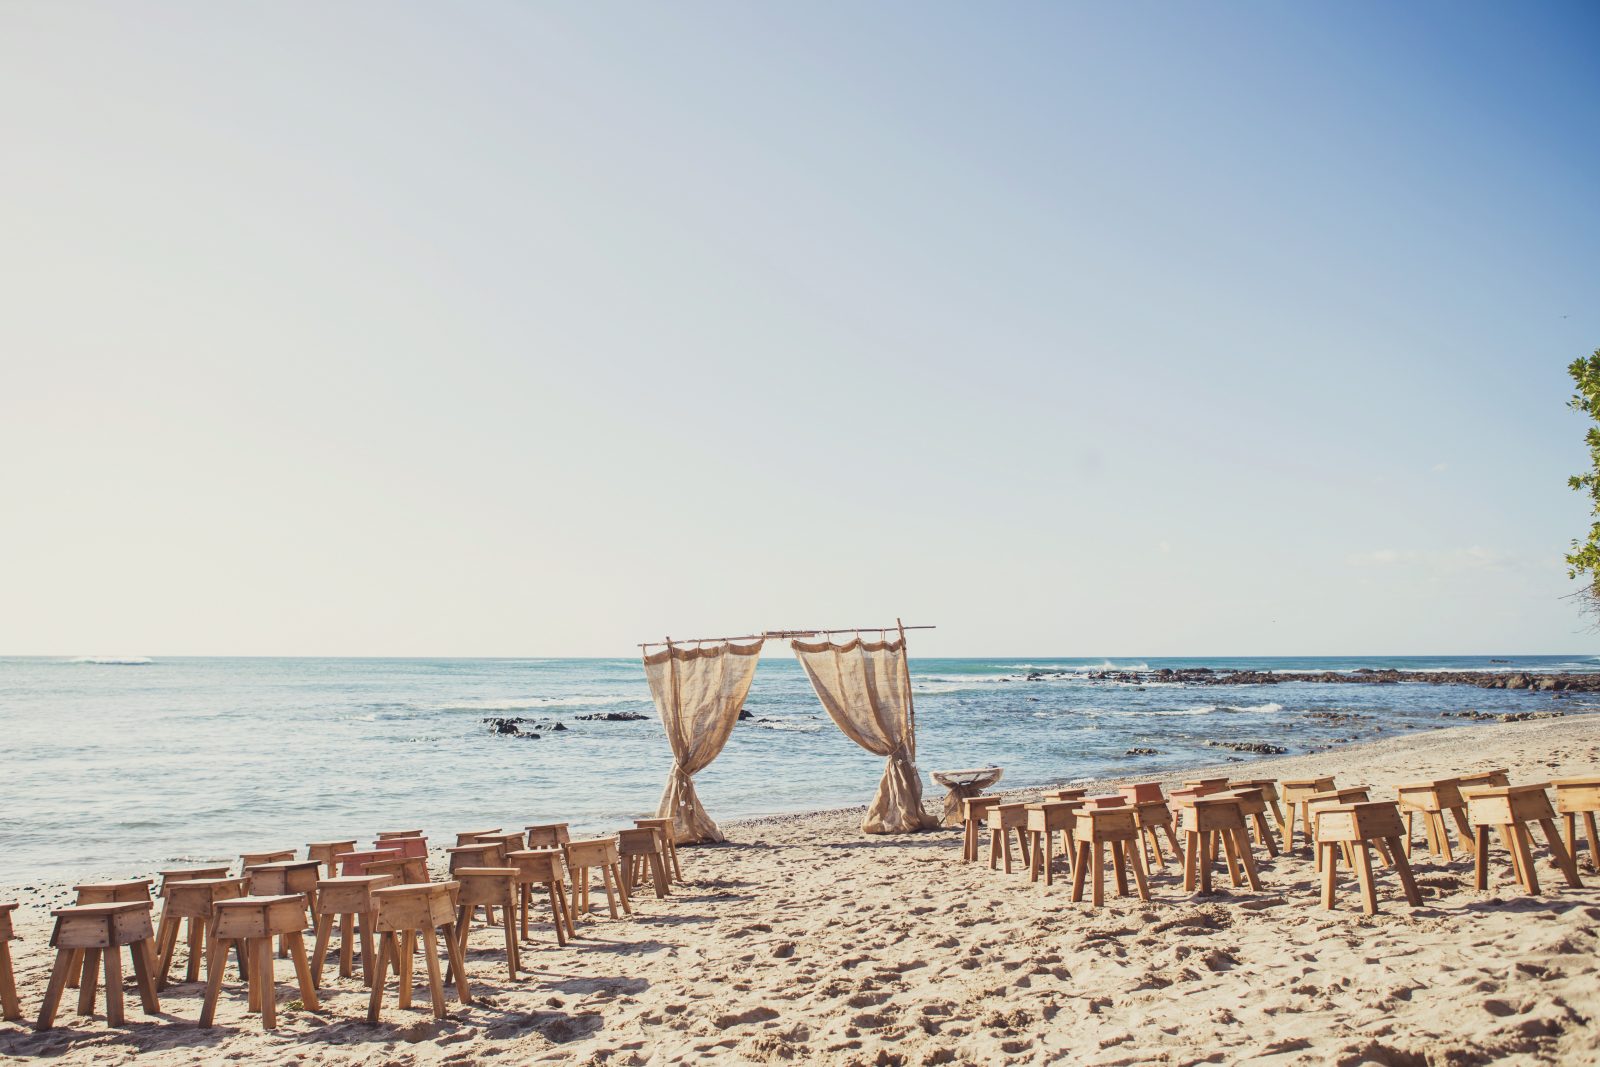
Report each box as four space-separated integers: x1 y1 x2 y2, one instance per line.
1280 777 1336 853
363 855 429 886
1467 785 1583 895
307 841 357 879
1071 806 1151 906
1043 788 1089 801
1119 782 1166 804
1183 778 1231 793
199 895 317 1030
451 868 520 981
1456 769 1510 791
986 802 1033 874
246 860 321 909
474 830 526 855
238 850 294 873
1315 801 1421 915
449 843 508 925
311 874 392 989
1025 800 1083 887
67 880 155 991
1181 796 1263 893
959 795 1004 864
367 882 469 1023
371 834 429 864
336 848 402 876
564 838 632 920
1551 776 1600 873
377 828 424 839
1128 798 1185 870
525 822 573 851
619 828 671 899
1228 779 1287 830
153 867 231 989
1307 788 1382 870
1217 786 1279 856
0 903 20 1022
156 877 247 990
37 902 160 1031
632 818 682 883
507 849 574 946
1396 778 1472 862
455 828 502 847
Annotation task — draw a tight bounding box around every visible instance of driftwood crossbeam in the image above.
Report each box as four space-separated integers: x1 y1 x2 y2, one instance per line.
637 623 935 649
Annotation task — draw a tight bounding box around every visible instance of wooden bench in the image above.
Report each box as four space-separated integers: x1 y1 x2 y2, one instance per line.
37 901 160 1031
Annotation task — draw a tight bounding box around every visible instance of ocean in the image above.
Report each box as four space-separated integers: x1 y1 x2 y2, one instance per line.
0 653 1591 886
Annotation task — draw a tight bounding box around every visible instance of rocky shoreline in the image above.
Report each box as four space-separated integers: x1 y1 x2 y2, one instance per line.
1060 667 1599 692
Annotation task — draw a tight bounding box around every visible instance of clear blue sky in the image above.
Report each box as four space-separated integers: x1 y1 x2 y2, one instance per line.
2 2 1597 656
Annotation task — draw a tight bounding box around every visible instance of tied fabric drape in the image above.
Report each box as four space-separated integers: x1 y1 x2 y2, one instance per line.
643 639 763 844
792 636 935 834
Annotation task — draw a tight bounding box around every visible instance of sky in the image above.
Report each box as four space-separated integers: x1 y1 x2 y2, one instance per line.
2 2 1598 658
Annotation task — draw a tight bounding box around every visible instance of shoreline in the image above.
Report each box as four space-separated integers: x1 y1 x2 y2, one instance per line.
3 714 1598 1065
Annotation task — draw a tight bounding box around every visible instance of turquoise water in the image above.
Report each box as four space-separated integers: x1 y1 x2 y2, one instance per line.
0 654 1590 886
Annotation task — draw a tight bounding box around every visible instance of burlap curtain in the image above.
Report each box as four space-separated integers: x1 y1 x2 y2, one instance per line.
642 639 764 844
791 636 934 834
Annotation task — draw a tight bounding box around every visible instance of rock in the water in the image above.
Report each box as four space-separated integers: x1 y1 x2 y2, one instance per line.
574 712 647 722
1204 740 1288 755
1125 747 1159 756
738 708 754 721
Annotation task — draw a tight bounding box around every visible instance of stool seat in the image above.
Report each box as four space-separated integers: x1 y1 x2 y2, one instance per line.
37 901 159 1031
525 822 573 850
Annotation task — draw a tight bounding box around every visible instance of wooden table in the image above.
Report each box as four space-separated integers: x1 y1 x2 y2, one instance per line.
931 767 1003 827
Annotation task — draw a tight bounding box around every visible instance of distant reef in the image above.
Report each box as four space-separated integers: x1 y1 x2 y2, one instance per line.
1072 668 1595 692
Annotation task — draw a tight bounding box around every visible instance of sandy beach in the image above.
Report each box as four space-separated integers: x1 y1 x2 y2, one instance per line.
2 714 1598 1066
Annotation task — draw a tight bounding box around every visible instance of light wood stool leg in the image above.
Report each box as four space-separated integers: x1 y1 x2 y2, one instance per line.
288 932 319 1012
36 951 74 1031
1389 837 1422 906
423 927 446 1020
0 942 21 1022
1352 843 1379 916
129 938 159 1016
1537 818 1583 887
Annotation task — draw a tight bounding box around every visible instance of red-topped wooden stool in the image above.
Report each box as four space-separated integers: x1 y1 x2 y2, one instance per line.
37 901 160 1031
1315 801 1421 915
367 882 470 1024
336 848 403 877
1467 784 1583 895
238 850 294 873
455 828 502 847
156 877 247 990
1 903 20 1022
507 849 574 945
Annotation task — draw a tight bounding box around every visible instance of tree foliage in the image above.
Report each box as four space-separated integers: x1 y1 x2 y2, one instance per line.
1567 347 1600 587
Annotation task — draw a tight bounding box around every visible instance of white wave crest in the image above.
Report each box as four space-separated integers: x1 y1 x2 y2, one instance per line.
70 656 153 665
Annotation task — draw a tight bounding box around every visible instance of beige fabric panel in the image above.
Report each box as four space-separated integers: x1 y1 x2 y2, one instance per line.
792 637 933 834
643 640 764 844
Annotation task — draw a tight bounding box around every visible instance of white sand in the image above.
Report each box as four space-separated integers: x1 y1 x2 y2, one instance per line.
2 715 1599 1065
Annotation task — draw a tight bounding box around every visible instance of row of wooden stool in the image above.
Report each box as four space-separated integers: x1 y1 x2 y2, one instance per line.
959 770 1600 915
15 815 688 1033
